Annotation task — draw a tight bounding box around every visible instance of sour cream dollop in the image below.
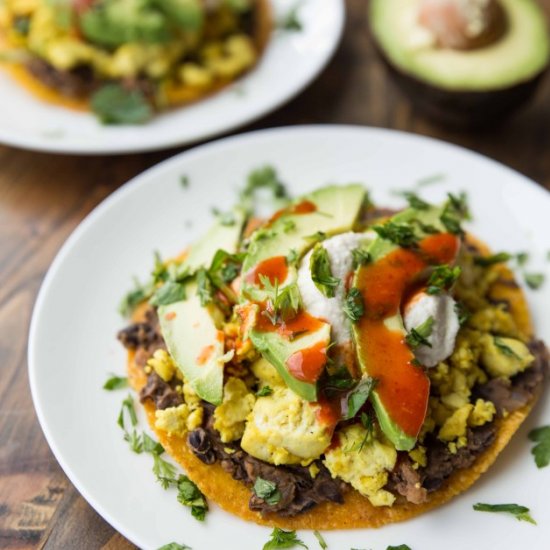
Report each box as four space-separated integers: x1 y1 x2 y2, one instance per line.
297 232 370 344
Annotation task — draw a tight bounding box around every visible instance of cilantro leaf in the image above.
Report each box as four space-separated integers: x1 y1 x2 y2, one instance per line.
401 191 430 210
277 6 302 31
176 475 208 521
256 385 273 397
253 477 282 505
440 192 469 235
524 272 545 290
196 268 214 306
262 528 308 549
344 377 377 420
324 367 355 397
91 84 153 125
260 276 302 324
454 301 470 326
103 374 128 390
387 546 412 550
373 221 418 248
405 316 434 349
516 252 529 266
118 394 138 431
310 243 340 298
179 175 190 188
118 278 152 317
343 287 364 322
153 454 177 489
474 252 512 266
528 425 550 468
142 432 164 455
157 544 192 550
473 503 536 524
493 337 520 359
426 265 461 295
150 281 187 307
313 530 327 550
351 247 371 269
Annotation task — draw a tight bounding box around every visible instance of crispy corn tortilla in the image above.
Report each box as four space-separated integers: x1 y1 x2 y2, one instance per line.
0 0 271 111
127 235 541 529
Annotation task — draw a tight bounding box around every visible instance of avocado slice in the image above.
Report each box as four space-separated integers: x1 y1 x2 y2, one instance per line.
158 282 225 405
370 0 550 126
157 209 246 405
242 184 366 401
241 184 366 301
352 204 456 451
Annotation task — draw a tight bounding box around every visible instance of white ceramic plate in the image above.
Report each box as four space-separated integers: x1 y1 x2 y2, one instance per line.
0 0 343 155
29 126 550 550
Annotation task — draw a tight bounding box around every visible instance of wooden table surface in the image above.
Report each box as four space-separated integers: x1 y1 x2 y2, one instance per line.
1 0 549 548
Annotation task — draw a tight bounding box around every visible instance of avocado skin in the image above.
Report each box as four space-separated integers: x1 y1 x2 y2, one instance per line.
377 48 547 128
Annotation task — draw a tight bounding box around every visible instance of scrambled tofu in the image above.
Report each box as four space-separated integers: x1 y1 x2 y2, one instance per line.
480 335 534 378
155 403 203 436
147 349 176 382
323 424 397 507
213 377 255 443
241 387 332 466
250 357 285 389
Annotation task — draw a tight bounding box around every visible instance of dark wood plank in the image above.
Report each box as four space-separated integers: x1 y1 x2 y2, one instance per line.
0 0 549 548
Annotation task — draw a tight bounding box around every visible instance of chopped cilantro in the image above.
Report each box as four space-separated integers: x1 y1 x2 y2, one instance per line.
260 276 302 324
211 207 236 226
277 5 302 32
103 374 128 391
91 84 153 125
493 337 520 359
454 301 470 326
426 265 461 295
150 280 187 307
176 475 208 521
313 530 327 550
157 544 192 550
118 394 138 430
179 175 190 188
262 528 307 550
253 477 282 505
310 243 340 298
118 279 150 317
387 546 412 550
524 272 545 290
528 425 550 468
324 367 355 396
287 248 299 265
240 165 289 213
357 412 374 452
304 231 327 243
416 173 446 187
283 219 297 233
142 432 164 455
256 385 273 397
196 268 214 306
474 252 512 266
343 287 364 322
473 503 536 524
351 247 371 269
516 252 529 266
440 192 469 235
344 377 377 420
373 221 418 248
405 316 434 349
401 191 430 210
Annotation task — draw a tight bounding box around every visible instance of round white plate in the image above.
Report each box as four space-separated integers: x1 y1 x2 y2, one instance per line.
29 126 550 550
0 0 343 155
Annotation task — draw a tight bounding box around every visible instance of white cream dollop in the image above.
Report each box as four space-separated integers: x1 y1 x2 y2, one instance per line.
297 232 370 344
403 291 460 368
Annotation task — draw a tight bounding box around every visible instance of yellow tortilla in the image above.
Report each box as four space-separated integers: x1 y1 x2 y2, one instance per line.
127 235 542 529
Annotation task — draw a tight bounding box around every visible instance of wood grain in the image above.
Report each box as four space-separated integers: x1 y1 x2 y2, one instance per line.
0 0 549 548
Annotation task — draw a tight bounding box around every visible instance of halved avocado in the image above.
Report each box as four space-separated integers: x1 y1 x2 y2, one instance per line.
369 0 550 126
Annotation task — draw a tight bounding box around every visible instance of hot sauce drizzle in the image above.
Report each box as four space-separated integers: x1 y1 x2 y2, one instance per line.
286 341 328 383
355 232 459 437
245 255 289 286
267 199 317 226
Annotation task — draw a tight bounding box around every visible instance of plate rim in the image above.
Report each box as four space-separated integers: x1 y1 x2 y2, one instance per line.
0 1 345 155
28 124 550 548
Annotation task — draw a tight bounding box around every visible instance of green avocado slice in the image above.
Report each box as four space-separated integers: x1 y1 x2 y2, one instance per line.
352 203 454 451
241 184 366 401
157 208 246 405
158 283 225 405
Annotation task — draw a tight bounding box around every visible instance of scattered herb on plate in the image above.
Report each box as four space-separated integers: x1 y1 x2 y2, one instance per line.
528 425 550 468
473 503 536 524
263 528 308 550
103 374 128 390
313 530 327 549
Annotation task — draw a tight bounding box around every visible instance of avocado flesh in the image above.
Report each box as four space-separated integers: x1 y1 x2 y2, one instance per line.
183 207 246 274
352 204 449 451
249 323 331 402
159 283 225 405
370 0 549 92
242 184 366 402
241 184 366 301
157 208 246 405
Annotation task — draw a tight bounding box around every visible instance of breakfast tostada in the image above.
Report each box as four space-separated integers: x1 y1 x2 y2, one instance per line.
117 176 548 529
